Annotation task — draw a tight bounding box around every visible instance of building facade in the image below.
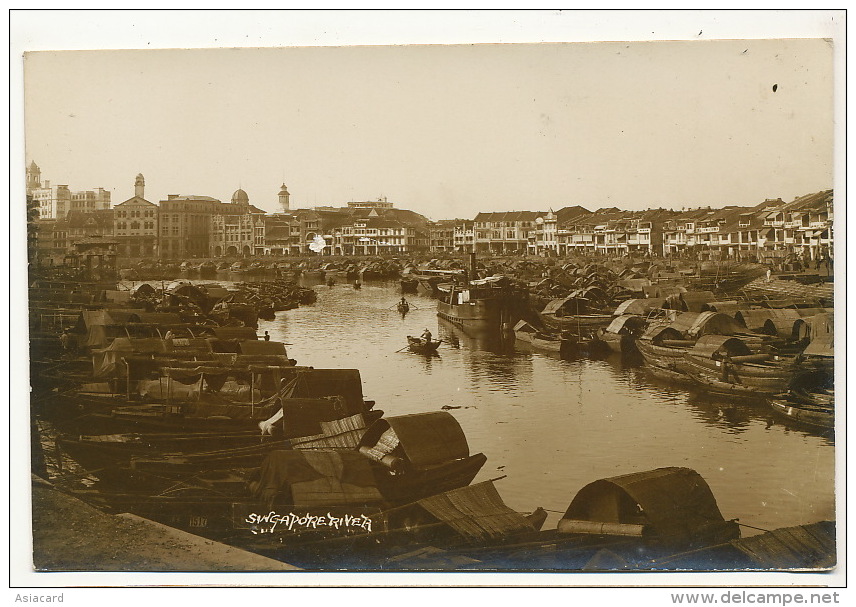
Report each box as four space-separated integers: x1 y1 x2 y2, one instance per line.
158 195 223 259
114 174 159 259
453 220 475 253
473 211 544 254
26 161 110 220
209 189 267 257
429 220 457 252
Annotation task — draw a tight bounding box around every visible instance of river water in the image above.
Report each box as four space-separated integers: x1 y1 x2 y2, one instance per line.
256 278 836 536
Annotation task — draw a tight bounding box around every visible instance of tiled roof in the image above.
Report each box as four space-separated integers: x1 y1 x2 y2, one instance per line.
65 209 114 229
474 211 546 222
115 196 156 207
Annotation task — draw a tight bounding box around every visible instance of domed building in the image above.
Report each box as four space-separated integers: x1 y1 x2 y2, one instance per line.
231 188 250 205
208 187 268 258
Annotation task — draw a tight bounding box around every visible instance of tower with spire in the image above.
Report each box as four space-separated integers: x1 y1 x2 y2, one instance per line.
135 173 145 199
278 184 290 212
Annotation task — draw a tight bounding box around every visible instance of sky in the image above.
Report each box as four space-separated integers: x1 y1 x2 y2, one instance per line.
23 35 833 221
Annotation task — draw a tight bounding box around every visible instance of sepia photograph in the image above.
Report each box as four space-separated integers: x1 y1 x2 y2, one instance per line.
10 9 845 593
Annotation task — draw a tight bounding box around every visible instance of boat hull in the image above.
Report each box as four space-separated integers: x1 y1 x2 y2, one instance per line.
437 299 505 335
540 313 613 335
680 355 794 395
768 398 834 429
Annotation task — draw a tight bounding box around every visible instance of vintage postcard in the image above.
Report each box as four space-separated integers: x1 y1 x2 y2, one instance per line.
11 9 845 595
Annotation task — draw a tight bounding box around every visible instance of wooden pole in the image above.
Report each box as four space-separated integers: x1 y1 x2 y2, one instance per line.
124 357 130 400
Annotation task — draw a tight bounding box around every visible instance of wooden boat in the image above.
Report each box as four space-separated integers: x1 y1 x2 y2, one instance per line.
302 270 326 281
55 430 290 473
768 370 834 430
513 320 565 353
397 301 410 315
539 296 612 336
437 277 526 336
594 314 649 354
74 413 489 545
680 335 798 396
636 311 753 377
407 336 442 354
250 466 739 571
400 278 419 294
198 261 217 278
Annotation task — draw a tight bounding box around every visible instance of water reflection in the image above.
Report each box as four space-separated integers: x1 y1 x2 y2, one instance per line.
248 278 834 534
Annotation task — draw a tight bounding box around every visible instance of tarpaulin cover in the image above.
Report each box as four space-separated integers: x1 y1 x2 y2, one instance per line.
687 335 753 359
138 377 202 399
803 313 834 358
613 298 666 316
736 309 799 332
563 467 728 545
513 320 537 334
542 297 591 316
92 338 168 378
104 290 131 304
605 315 648 335
279 397 355 438
617 278 652 292
680 291 716 312
417 481 536 542
132 283 156 296
664 312 744 339
203 286 232 301
278 368 365 412
359 412 469 468
728 521 836 569
700 301 743 314
253 449 382 508
239 340 288 356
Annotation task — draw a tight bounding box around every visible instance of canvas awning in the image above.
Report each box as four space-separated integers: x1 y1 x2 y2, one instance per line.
253 449 382 508
728 521 835 569
687 335 752 359
359 412 469 468
561 467 731 546
663 311 744 339
613 298 666 316
416 481 536 542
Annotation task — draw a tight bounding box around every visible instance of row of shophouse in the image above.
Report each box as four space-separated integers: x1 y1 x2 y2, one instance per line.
439 190 833 261
27 162 833 264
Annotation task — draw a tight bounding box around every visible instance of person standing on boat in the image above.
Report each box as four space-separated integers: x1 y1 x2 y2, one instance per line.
421 328 432 344
60 329 71 352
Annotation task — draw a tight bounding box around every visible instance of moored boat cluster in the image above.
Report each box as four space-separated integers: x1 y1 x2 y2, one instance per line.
29 254 834 570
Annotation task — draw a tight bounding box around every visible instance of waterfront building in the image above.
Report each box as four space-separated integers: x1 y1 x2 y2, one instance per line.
26 161 110 220
473 211 544 254
209 188 267 257
758 190 833 262
263 213 302 256
532 206 590 255
453 220 475 253
429 220 458 252
158 194 222 259
113 174 158 260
